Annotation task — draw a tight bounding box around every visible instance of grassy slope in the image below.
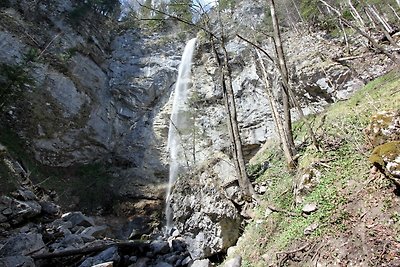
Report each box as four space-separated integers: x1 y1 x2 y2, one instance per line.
231 68 400 266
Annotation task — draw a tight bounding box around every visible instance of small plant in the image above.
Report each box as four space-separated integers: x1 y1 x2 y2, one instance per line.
23 47 40 63
0 63 34 112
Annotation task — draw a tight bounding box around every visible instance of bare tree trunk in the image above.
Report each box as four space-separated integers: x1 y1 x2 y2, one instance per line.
269 0 296 156
366 6 398 47
221 41 254 198
389 4 400 22
348 0 365 27
340 19 351 54
320 0 400 65
370 5 393 33
255 50 296 168
283 0 299 34
290 0 305 24
209 12 255 198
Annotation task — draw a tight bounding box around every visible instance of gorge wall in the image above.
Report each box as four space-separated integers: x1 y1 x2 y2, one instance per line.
0 0 395 237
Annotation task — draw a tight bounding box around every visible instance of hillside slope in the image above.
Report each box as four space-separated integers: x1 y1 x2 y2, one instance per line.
228 69 400 267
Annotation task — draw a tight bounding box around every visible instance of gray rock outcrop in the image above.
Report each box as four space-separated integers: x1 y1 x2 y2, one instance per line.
170 155 243 259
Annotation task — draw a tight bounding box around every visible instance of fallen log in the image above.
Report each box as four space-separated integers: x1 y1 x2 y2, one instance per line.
31 240 149 260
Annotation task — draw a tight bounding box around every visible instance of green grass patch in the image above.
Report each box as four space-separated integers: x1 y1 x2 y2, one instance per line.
234 69 400 266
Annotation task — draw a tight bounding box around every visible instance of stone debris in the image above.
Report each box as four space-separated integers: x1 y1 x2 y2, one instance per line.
224 256 242 267
302 203 318 214
304 223 319 235
0 186 205 267
191 259 212 267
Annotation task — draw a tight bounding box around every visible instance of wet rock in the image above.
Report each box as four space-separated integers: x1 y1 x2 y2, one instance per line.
10 200 42 224
191 259 212 267
225 256 242 267
80 225 108 238
0 233 45 257
150 240 170 255
169 238 186 252
0 214 7 223
171 229 180 237
131 257 150 267
0 255 35 267
79 246 120 267
181 255 193 266
61 212 95 227
39 201 61 216
15 189 37 201
154 262 173 267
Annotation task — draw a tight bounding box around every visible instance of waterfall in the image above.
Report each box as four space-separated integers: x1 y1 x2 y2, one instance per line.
165 38 197 230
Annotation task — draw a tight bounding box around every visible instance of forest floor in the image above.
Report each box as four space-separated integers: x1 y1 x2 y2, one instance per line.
228 68 400 267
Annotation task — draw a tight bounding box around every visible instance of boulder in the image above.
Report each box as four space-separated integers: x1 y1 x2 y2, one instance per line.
190 259 212 267
61 212 95 227
131 257 150 267
225 256 242 267
150 240 170 255
79 246 120 267
15 189 38 201
365 110 400 148
0 256 35 267
170 157 242 260
39 201 61 216
11 200 42 224
369 141 400 184
154 262 173 267
0 233 45 257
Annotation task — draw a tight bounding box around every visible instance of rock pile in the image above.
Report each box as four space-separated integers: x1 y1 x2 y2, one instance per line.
0 186 218 267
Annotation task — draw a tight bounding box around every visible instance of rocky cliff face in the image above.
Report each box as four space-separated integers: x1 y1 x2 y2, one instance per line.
0 1 187 213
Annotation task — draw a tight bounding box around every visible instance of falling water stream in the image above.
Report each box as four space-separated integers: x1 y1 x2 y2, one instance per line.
165 38 197 230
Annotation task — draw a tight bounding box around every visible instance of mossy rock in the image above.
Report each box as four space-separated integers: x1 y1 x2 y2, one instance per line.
369 141 400 165
369 141 400 179
365 110 400 148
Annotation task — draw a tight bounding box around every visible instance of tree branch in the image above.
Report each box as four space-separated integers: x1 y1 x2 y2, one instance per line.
31 241 148 260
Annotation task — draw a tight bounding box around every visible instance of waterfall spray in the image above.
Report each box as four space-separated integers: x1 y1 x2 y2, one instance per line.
165 38 197 230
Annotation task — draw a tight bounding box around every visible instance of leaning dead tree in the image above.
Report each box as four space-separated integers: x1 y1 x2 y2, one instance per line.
212 9 255 199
